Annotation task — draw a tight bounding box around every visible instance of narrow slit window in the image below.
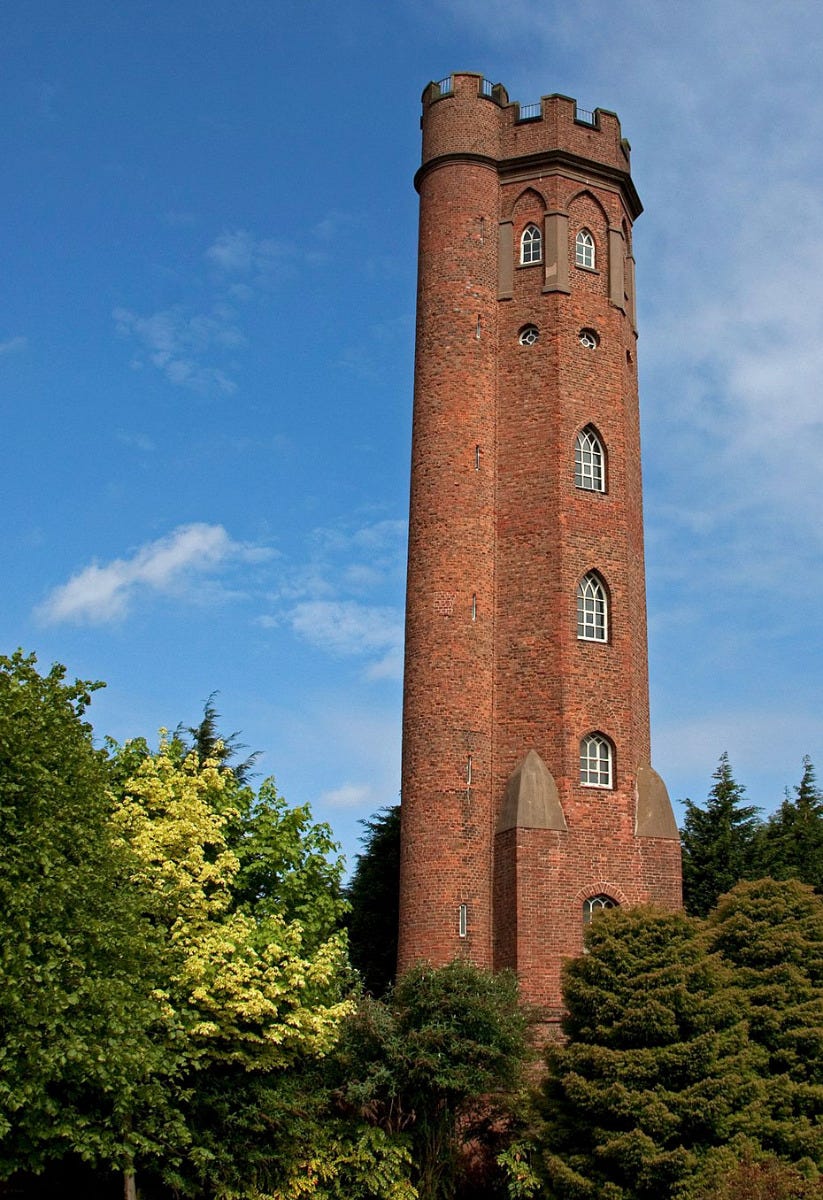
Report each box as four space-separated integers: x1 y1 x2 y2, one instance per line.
475 444 481 470
459 904 468 938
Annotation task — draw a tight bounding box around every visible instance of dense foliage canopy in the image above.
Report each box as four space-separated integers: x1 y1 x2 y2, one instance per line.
335 959 530 1200
520 883 823 1200
5 652 823 1200
0 653 413 1199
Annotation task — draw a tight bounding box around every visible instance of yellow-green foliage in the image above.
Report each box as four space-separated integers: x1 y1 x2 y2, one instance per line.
111 740 353 1072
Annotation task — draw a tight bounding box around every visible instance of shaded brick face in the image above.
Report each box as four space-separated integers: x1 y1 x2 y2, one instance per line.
399 73 682 1011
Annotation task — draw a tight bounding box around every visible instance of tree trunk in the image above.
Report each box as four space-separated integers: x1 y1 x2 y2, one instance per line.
124 1169 137 1200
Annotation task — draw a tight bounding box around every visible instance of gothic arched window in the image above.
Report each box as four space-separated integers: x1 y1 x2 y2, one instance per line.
580 733 613 788
575 426 605 492
583 894 617 924
521 223 542 265
575 228 595 269
577 571 608 641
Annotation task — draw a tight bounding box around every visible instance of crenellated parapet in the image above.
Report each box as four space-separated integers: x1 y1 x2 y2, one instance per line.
399 72 681 1012
418 72 639 219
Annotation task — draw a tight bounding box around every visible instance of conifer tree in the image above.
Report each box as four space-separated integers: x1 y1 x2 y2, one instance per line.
346 805 401 996
705 878 823 1169
681 753 761 916
531 907 768 1200
757 758 823 890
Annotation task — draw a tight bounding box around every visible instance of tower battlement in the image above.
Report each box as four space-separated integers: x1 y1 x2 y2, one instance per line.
419 72 633 192
399 74 681 1017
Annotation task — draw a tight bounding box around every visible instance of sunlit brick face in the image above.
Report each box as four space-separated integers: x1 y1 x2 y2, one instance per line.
399 74 682 1019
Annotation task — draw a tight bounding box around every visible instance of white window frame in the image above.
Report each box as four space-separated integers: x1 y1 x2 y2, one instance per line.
575 229 595 269
575 426 605 492
520 223 542 265
583 894 617 924
580 733 613 788
577 571 608 641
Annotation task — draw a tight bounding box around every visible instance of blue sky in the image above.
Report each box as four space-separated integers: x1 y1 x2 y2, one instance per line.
3 0 822 871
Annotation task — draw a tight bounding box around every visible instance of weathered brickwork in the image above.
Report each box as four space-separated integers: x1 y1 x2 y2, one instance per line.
398 73 682 1016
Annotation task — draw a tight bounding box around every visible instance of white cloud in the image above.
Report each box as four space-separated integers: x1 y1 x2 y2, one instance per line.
114 226 297 390
289 599 404 679
205 229 290 276
257 518 407 679
440 0 823 597
37 523 266 625
318 782 374 810
0 336 27 356
113 304 244 394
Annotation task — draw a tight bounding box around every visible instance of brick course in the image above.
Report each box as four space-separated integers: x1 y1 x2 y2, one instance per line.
398 73 682 1014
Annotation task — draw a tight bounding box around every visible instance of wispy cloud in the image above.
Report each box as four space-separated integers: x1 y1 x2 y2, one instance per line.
257 518 407 680
289 599 403 679
205 229 291 277
37 523 269 625
113 226 290 392
0 336 27 356
113 305 244 394
440 0 823 598
318 782 374 810
114 215 352 391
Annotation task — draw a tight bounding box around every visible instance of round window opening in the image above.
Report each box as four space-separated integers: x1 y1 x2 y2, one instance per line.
519 325 539 346
579 328 599 350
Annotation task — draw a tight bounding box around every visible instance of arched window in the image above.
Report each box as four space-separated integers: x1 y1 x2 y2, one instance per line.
577 571 608 641
520 223 542 265
583 894 617 924
575 229 595 269
580 733 613 788
575 426 605 492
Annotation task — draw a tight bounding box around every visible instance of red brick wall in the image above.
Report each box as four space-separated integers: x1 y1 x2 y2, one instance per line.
399 72 682 1008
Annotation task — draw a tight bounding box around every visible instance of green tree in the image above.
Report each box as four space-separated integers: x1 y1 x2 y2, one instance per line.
113 737 414 1200
0 652 171 1190
231 777 348 953
681 753 762 916
346 805 401 996
109 738 355 1196
0 656 413 1199
174 691 261 786
705 879 823 1169
757 759 823 890
531 906 767 1200
335 960 529 1200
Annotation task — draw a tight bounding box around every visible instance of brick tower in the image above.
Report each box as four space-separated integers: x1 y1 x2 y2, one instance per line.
398 73 682 1020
